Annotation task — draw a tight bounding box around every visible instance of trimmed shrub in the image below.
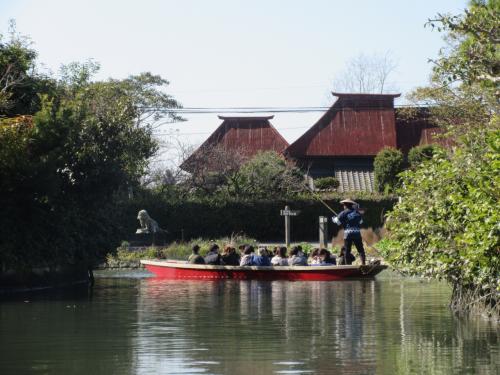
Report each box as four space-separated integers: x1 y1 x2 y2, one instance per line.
374 148 405 193
120 190 397 242
314 176 340 190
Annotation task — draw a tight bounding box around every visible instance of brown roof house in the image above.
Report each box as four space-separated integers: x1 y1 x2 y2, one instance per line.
285 93 444 192
180 115 289 176
180 94 444 192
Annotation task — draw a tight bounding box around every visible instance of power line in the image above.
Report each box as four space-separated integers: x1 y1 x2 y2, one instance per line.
143 104 425 115
153 125 311 136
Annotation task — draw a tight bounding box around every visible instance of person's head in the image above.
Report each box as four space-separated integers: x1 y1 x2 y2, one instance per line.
273 247 279 255
258 247 268 257
290 246 299 256
209 244 219 253
278 246 287 258
223 245 235 255
244 245 254 255
340 198 357 210
319 248 330 260
238 244 247 252
310 248 320 257
192 244 200 254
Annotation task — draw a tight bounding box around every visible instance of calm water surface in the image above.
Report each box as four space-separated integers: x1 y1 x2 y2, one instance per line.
0 270 498 375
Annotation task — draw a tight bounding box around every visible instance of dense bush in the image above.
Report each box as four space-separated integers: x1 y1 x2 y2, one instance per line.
374 147 405 193
408 144 443 168
314 176 340 190
381 129 499 318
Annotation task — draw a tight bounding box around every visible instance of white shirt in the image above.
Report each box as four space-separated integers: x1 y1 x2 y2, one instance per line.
271 256 289 266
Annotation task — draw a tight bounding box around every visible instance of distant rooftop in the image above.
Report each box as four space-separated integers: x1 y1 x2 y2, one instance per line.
331 92 401 98
217 115 275 120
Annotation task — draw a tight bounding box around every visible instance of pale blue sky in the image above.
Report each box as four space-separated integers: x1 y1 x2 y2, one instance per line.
0 0 467 163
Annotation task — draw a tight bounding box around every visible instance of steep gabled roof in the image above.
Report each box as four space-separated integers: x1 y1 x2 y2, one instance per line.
285 93 401 158
180 115 289 172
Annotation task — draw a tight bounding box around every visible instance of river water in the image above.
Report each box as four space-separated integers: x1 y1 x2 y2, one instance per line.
0 270 498 375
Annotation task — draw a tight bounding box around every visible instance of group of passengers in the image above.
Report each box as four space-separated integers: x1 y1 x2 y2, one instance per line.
188 243 356 266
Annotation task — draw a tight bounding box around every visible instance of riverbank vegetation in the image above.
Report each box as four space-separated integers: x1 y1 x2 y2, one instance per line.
0 25 182 274
379 0 499 319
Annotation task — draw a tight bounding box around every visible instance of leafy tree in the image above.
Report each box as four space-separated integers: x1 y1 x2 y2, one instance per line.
373 148 405 193
0 21 55 116
427 0 499 93
382 129 499 317
382 0 499 318
0 37 182 272
226 151 304 200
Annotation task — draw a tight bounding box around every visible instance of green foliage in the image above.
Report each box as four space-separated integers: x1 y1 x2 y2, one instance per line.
224 151 304 200
110 235 258 263
408 144 444 168
374 148 405 193
389 1 500 318
381 129 499 317
0 29 182 273
426 0 499 95
0 22 55 116
314 176 340 190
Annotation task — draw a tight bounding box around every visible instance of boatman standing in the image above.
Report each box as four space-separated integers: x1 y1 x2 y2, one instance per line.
332 198 366 265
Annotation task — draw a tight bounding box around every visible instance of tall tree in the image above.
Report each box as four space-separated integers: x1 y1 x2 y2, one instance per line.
0 34 183 271
381 0 499 318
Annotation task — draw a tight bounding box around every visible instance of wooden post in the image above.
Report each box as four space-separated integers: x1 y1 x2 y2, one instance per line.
319 216 328 249
280 206 300 248
284 205 291 247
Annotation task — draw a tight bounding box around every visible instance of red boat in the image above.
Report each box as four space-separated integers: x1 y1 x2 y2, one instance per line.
140 260 388 281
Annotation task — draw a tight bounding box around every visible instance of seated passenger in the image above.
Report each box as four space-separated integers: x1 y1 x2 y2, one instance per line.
309 248 321 265
289 246 307 266
240 245 255 266
271 246 289 266
337 246 356 265
319 248 336 265
253 247 271 266
188 244 205 264
204 243 221 265
220 245 240 266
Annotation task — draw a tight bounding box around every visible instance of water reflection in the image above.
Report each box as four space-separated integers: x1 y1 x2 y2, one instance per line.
132 277 498 375
0 275 498 375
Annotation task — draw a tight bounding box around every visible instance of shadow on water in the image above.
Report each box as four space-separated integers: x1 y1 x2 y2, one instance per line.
0 272 498 375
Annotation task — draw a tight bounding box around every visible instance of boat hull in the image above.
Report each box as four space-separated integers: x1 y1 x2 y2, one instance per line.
141 260 387 281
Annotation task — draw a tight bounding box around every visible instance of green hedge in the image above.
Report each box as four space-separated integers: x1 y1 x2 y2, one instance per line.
120 191 396 242
314 176 340 190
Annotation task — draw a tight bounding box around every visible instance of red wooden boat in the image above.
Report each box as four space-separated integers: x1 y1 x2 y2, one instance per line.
140 260 387 281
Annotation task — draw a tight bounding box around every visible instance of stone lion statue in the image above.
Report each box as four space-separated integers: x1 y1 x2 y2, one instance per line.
136 210 162 234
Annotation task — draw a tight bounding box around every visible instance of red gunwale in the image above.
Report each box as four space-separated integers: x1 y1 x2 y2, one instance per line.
140 260 387 281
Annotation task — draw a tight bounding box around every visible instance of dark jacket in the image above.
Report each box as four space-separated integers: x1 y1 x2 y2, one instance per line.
188 254 205 264
220 252 240 266
334 209 363 238
204 251 221 265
